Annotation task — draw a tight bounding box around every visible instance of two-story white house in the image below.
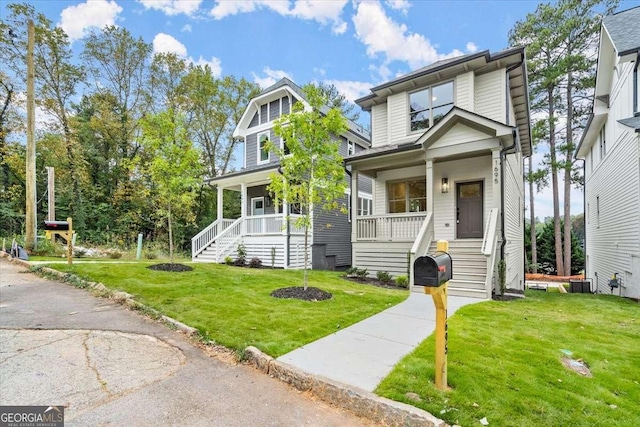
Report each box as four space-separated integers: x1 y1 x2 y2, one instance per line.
576 7 640 298
346 47 532 298
191 78 372 270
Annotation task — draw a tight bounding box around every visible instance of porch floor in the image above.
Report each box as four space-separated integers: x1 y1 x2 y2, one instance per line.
276 292 484 392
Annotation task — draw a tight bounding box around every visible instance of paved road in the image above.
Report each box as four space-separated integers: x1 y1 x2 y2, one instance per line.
0 259 369 426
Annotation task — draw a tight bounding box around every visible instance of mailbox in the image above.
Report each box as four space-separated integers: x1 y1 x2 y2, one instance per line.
43 220 69 231
414 251 452 287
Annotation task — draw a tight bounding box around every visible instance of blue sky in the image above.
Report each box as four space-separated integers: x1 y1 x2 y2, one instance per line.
3 0 640 219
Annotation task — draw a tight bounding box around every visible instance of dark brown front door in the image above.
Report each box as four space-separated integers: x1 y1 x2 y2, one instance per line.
457 181 483 238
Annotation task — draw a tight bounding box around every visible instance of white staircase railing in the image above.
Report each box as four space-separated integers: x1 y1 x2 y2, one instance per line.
191 218 235 260
408 212 433 288
214 217 244 262
482 208 500 298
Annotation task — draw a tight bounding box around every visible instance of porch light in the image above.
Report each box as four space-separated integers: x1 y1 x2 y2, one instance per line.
441 177 449 193
265 195 272 207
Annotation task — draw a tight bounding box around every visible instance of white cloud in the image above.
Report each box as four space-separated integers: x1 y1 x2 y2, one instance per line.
313 67 326 76
137 0 202 16
385 0 411 14
181 24 192 32
210 0 348 34
152 33 188 57
191 56 222 77
323 79 371 103
466 42 478 53
152 33 222 77
252 67 293 88
352 1 467 74
59 0 123 42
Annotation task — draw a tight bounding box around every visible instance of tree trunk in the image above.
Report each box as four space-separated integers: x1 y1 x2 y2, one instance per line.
529 155 537 273
303 225 308 291
168 203 174 264
563 71 574 276
548 86 565 276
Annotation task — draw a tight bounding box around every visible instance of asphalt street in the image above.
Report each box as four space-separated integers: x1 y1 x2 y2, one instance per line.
0 258 369 426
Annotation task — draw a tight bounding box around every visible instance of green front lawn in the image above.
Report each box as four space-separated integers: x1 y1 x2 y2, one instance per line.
376 291 640 426
48 263 406 357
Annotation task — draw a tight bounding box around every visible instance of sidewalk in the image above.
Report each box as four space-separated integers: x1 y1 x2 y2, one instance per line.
277 291 484 392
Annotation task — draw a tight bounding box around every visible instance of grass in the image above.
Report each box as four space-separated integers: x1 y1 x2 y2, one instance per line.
376 291 640 426
48 262 407 357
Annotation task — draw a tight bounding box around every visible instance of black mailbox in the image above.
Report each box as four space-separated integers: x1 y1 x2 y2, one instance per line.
414 251 452 287
44 220 69 231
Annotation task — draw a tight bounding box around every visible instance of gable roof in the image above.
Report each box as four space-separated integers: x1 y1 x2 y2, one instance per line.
603 6 640 56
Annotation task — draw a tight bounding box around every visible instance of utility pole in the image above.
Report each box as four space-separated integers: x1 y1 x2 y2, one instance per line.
46 167 55 221
25 19 36 251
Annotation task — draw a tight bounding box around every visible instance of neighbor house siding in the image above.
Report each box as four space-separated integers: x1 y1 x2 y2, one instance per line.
313 194 352 267
371 103 389 147
475 70 505 123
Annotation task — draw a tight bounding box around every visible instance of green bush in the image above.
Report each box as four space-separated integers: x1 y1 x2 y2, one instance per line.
346 266 358 276
395 275 409 288
248 257 262 268
108 251 122 259
30 238 64 257
377 270 392 284
224 256 233 265
356 268 368 279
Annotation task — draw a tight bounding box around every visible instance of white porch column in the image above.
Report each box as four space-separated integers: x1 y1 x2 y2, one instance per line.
217 185 224 221
240 183 247 235
426 159 434 213
351 170 359 243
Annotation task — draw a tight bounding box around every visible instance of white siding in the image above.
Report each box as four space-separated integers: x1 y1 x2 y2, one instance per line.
430 123 493 149
388 92 413 145
475 70 505 123
373 165 425 215
504 152 524 290
371 104 388 147
432 156 493 241
352 241 412 277
455 71 474 111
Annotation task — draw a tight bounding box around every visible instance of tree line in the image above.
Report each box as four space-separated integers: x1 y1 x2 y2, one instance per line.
1 3 258 251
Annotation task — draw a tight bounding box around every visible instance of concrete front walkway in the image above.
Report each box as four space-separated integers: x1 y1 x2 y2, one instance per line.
277 291 484 392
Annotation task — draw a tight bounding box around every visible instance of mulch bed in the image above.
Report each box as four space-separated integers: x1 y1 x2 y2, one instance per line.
147 263 193 272
270 286 332 301
342 276 406 290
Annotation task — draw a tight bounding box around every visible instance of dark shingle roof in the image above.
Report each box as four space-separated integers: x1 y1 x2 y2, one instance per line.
603 6 640 56
618 116 640 131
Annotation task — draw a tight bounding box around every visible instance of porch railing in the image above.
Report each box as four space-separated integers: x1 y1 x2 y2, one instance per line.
356 212 429 241
482 208 500 298
215 217 243 262
409 212 434 287
245 214 306 235
191 218 235 259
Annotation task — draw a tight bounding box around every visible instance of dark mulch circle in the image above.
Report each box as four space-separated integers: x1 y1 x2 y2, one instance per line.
147 263 193 272
270 286 332 301
342 275 406 290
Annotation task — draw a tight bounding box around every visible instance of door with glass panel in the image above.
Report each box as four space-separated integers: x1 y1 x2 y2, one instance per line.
456 181 483 238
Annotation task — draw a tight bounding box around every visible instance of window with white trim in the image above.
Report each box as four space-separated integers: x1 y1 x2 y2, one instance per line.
258 131 270 163
388 179 426 213
599 124 606 159
409 81 454 132
358 196 372 215
347 139 355 156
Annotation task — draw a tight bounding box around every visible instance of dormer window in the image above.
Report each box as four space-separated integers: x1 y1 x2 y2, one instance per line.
409 81 454 132
258 131 270 163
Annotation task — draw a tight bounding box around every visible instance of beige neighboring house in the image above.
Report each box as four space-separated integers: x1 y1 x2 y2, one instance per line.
576 7 640 298
346 47 532 298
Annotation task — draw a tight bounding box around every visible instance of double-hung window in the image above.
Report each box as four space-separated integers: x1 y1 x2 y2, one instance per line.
347 140 355 156
388 179 426 213
258 131 270 163
358 196 372 215
409 81 454 132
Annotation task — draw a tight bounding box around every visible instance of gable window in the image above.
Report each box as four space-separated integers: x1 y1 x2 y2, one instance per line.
599 124 606 159
258 132 270 163
409 81 454 132
388 179 426 213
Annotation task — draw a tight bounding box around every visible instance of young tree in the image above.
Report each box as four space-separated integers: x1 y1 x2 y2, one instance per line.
140 110 201 263
267 84 348 290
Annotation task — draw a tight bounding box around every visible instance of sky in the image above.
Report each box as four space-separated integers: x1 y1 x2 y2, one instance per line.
3 0 640 220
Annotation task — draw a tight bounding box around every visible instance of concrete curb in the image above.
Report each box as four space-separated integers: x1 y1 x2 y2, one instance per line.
244 346 447 427
4 257 198 337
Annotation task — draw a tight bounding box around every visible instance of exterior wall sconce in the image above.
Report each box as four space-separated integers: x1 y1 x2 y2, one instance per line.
441 177 449 193
265 195 272 207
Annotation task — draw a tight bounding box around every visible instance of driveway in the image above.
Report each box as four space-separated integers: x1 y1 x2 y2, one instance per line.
0 259 369 426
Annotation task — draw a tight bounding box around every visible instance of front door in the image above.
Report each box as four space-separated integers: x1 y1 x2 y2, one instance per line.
251 197 265 216
457 181 483 238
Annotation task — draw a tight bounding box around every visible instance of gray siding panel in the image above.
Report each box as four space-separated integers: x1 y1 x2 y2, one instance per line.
269 100 280 121
313 194 352 267
358 175 372 194
249 111 259 128
282 97 290 114
247 184 276 215
260 104 268 124
246 133 257 167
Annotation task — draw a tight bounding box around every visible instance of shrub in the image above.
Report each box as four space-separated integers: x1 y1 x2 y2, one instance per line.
346 266 358 276
498 259 506 295
377 270 392 284
233 257 246 267
234 243 247 267
249 257 262 268
224 256 233 265
108 251 122 259
270 247 276 268
144 250 158 260
30 239 64 257
356 268 368 279
395 275 409 288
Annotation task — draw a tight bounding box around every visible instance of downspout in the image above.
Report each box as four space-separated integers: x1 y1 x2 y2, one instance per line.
634 52 639 116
